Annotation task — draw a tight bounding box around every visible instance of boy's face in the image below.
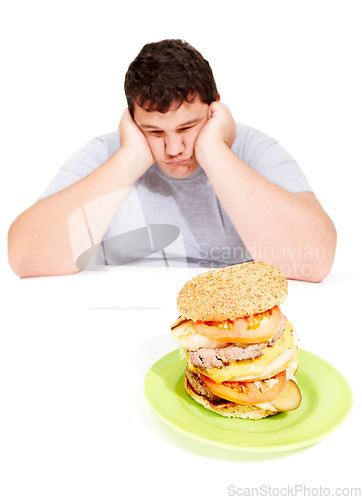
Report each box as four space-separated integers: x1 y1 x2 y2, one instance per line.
133 96 209 178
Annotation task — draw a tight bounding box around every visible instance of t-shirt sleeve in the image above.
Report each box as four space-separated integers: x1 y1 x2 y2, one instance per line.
38 136 111 199
232 124 313 193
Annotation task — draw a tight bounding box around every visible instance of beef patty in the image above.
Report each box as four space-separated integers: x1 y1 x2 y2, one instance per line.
188 315 287 369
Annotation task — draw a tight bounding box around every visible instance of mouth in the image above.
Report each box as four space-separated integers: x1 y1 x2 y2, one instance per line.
166 157 192 166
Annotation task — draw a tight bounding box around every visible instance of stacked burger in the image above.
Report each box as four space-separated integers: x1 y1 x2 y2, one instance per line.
171 262 301 419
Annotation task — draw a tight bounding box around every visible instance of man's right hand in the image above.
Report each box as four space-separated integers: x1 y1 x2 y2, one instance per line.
118 109 154 176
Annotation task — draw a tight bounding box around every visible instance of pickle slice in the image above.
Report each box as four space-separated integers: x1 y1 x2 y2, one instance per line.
272 379 302 412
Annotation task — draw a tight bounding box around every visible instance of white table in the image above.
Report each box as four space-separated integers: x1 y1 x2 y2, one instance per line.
1 264 361 499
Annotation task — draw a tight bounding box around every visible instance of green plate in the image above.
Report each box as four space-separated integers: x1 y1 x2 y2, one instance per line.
144 349 353 453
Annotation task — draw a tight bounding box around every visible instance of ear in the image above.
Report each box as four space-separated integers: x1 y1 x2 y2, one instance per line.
216 93 221 102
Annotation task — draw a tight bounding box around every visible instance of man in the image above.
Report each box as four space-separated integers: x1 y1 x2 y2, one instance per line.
8 39 336 281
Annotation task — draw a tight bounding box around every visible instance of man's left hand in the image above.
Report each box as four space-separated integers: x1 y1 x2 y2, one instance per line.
195 101 236 163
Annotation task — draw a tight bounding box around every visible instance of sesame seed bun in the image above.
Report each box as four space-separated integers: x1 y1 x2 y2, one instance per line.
177 262 288 322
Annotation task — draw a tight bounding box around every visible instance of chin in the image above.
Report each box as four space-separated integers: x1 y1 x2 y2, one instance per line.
160 162 199 178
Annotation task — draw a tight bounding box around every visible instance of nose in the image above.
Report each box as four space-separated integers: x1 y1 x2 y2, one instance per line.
164 134 185 157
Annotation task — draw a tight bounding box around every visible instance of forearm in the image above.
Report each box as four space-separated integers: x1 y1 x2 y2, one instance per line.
8 147 143 278
199 144 337 281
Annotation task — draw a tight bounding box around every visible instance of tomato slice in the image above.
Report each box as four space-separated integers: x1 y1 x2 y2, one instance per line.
241 306 283 343
193 306 283 343
201 371 286 404
193 317 248 342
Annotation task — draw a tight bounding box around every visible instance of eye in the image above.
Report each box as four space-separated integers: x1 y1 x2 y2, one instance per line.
178 126 192 132
150 130 163 136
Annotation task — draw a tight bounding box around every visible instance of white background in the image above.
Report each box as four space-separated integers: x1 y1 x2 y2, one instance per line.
1 1 361 499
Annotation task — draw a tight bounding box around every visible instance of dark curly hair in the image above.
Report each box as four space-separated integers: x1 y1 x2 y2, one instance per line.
124 39 218 117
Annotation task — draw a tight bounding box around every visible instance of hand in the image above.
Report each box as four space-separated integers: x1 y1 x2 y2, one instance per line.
195 101 236 163
118 109 154 174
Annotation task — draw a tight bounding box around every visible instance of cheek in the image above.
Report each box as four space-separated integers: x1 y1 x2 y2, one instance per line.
187 124 206 149
146 137 162 157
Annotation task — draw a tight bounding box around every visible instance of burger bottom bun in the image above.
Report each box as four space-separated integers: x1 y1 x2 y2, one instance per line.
184 377 279 420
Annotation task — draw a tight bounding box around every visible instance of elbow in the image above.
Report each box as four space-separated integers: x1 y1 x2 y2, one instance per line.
8 235 37 278
8 222 27 278
8 222 81 278
281 219 337 283
305 261 334 283
8 249 40 279
7 216 45 278
8 248 81 278
8 256 27 278
302 222 338 283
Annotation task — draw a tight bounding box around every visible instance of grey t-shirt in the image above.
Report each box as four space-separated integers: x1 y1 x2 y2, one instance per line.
39 123 312 268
